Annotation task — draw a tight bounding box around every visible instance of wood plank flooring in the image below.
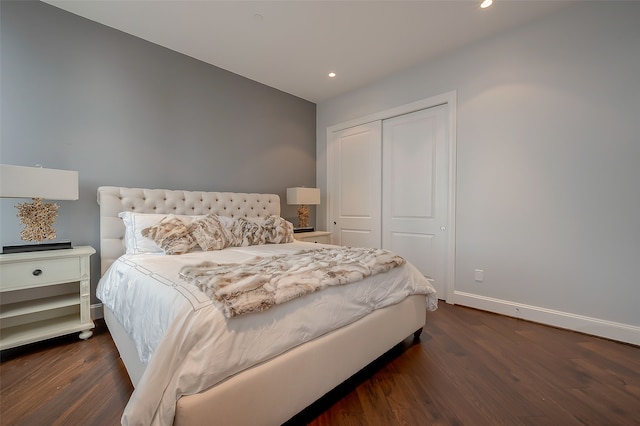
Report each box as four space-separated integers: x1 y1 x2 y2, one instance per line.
1 303 639 425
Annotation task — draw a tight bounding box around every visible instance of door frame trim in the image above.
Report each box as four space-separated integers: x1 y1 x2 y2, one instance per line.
325 90 457 302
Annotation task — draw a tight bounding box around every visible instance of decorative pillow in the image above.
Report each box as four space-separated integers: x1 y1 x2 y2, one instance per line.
141 215 198 255
191 214 230 251
227 217 263 247
261 215 294 244
119 212 203 254
137 213 295 254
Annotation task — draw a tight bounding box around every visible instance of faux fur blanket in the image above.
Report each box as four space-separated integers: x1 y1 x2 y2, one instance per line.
179 247 406 318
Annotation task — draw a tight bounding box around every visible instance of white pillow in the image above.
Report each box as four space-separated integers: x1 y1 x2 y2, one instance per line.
119 212 203 254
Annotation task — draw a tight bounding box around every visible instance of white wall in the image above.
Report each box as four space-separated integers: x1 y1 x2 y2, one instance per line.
317 1 640 344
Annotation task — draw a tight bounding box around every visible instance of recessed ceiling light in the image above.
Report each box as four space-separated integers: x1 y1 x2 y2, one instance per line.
480 0 493 8
328 72 336 78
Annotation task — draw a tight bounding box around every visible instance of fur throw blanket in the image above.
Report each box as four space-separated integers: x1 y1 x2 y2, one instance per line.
179 247 406 318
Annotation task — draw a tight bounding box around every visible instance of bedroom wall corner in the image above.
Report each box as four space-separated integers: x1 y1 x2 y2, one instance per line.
1 0 317 304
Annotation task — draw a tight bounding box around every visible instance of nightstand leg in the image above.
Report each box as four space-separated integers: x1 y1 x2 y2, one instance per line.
79 330 93 340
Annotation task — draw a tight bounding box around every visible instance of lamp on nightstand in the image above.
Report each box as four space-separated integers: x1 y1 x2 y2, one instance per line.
1 164 78 253
286 187 320 232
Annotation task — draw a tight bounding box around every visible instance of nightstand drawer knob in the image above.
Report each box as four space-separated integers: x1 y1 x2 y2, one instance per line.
32 269 43 276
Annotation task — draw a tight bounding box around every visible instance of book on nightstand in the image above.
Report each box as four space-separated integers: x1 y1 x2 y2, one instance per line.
293 227 315 233
2 241 73 254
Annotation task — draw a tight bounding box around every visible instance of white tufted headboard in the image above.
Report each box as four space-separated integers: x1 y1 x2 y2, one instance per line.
97 186 281 275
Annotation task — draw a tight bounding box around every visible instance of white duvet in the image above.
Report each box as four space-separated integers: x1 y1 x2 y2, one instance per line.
97 241 437 425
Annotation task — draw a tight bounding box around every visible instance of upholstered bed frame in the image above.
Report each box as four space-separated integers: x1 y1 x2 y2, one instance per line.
97 186 426 425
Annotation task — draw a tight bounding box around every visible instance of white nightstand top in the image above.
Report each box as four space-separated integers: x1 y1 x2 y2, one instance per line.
293 231 331 239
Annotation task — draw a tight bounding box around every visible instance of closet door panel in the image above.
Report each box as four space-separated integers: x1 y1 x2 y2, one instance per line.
383 105 448 292
330 122 382 248
389 232 435 278
339 135 373 217
387 117 434 219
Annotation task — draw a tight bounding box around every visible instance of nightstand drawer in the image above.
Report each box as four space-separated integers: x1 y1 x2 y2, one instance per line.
0 257 80 291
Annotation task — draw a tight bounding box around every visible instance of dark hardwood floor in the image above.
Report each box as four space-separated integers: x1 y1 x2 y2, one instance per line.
1 303 638 426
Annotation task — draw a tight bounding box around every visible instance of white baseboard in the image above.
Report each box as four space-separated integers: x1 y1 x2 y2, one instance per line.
91 303 104 320
453 291 640 346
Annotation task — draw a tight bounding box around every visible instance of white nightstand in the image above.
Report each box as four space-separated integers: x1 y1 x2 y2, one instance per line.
293 231 332 244
0 246 95 350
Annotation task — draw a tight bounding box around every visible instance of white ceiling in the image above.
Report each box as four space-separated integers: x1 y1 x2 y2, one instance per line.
43 0 574 103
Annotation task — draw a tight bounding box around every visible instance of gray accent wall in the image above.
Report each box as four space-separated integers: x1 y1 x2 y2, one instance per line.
1 1 316 302
317 1 640 342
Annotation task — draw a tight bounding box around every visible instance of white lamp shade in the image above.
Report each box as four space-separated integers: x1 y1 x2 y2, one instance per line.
0 164 79 200
287 187 320 205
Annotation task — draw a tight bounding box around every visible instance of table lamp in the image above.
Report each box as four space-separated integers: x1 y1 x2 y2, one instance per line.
1 164 78 253
286 187 320 232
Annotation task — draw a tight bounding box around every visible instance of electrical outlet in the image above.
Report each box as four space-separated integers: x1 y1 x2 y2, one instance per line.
474 269 484 282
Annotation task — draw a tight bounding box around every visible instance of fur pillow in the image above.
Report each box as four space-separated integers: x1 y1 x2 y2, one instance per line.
191 214 230 251
120 212 205 254
144 214 295 254
261 215 294 244
141 215 197 255
227 217 263 247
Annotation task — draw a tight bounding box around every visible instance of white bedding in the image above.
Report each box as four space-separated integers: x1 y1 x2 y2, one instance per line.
97 241 437 425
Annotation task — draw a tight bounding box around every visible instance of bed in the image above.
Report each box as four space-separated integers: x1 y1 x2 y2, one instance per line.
96 186 437 425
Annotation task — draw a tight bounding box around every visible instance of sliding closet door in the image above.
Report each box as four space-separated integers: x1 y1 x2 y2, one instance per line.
330 122 382 248
328 97 453 300
382 105 449 296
